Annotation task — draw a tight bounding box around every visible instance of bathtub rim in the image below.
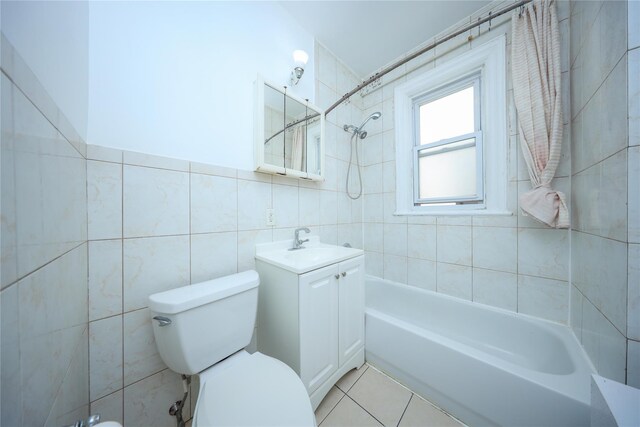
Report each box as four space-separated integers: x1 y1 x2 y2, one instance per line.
364 274 596 404
365 274 594 353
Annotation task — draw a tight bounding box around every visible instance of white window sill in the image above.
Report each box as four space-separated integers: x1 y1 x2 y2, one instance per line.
395 210 514 217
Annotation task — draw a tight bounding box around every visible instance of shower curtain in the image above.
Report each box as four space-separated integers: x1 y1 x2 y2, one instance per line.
511 0 569 228
291 125 306 172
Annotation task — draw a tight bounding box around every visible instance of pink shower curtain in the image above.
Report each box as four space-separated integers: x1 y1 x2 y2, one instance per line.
291 126 306 172
511 0 569 228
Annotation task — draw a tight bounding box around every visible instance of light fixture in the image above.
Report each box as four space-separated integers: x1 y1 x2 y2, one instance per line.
290 49 309 86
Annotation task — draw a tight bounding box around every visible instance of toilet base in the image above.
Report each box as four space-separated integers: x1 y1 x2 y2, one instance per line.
309 347 365 410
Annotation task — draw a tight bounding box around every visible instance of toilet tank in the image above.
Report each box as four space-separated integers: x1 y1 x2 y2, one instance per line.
148 270 259 375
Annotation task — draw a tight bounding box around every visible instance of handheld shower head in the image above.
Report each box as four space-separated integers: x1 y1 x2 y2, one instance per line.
343 111 382 140
357 111 381 132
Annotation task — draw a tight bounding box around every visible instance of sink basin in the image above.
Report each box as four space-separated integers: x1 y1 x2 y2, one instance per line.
255 237 363 274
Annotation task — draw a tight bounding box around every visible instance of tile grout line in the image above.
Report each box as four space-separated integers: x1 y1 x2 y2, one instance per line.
344 394 385 427
339 364 369 394
316 390 347 426
120 154 125 422
396 394 414 427
1 241 86 291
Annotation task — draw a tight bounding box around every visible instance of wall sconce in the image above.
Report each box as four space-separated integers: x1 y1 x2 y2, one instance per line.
290 50 309 86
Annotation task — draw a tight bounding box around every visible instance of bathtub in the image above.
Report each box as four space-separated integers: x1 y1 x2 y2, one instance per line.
365 276 594 427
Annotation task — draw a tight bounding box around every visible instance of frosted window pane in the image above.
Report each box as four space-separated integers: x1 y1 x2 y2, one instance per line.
419 86 474 144
418 145 476 200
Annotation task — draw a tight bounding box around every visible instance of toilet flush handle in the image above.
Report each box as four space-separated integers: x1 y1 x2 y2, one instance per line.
153 316 172 327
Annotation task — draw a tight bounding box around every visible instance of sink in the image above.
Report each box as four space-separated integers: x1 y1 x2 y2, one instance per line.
255 236 363 274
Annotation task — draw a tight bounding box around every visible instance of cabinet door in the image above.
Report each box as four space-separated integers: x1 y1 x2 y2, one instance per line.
338 256 365 366
299 264 339 394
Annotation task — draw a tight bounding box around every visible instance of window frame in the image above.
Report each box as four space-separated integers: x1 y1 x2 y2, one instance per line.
394 34 509 216
412 74 484 205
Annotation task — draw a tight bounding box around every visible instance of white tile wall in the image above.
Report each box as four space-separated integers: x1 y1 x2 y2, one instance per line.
89 240 123 321
581 299 627 383
572 231 628 333
628 340 640 388
190 174 238 233
191 232 238 283
517 228 569 281
407 258 437 291
88 160 122 240
407 224 437 260
437 226 472 267
472 268 518 312
90 390 124 426
571 0 636 384
123 308 166 386
123 369 188 427
472 227 517 273
629 244 640 341
1 37 89 425
437 263 472 301
90 315 123 400
123 235 190 312
237 179 272 230
123 166 190 238
383 223 408 257
517 275 569 324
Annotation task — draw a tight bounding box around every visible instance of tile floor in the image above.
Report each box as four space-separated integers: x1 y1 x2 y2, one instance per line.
315 364 465 427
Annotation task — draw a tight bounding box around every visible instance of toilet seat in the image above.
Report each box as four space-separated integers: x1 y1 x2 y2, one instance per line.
193 351 316 427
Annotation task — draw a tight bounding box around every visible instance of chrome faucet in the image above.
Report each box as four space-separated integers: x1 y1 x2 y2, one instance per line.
290 227 310 250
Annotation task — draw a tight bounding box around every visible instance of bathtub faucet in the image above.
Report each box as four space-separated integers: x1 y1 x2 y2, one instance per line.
290 227 310 250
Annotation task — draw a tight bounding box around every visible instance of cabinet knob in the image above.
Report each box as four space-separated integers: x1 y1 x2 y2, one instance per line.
341 272 347 277
334 274 340 279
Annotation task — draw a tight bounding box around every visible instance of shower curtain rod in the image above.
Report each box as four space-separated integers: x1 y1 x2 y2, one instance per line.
264 112 321 145
325 0 534 116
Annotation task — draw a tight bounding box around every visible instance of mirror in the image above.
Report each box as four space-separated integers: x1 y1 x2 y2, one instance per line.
254 75 325 180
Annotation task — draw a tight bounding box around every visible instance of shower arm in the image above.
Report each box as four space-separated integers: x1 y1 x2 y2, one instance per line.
324 0 534 116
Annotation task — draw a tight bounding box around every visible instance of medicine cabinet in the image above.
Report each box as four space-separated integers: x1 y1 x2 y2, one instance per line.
254 75 325 180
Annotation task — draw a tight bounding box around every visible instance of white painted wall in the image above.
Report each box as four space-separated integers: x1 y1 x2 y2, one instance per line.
88 1 315 170
1 0 89 141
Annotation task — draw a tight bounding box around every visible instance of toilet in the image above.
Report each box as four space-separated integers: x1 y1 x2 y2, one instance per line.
148 270 316 427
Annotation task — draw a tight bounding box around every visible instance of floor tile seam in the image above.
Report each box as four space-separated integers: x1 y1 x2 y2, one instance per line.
316 390 347 426
339 364 369 394
346 364 414 427
395 393 414 427
343 394 385 427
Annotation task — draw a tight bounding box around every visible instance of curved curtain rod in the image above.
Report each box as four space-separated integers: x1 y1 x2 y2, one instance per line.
324 0 534 116
264 112 321 145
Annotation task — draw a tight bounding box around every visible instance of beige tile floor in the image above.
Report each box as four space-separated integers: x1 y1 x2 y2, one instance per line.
315 364 466 427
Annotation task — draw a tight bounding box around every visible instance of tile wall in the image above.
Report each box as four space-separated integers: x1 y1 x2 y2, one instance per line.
1 32 365 427
569 0 639 385
83 45 364 426
1 37 89 426
343 1 573 325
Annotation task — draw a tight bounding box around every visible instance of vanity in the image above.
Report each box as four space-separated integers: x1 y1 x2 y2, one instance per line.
255 236 365 410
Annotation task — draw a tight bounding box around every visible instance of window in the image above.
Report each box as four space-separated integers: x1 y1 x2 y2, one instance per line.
395 35 508 215
413 75 482 205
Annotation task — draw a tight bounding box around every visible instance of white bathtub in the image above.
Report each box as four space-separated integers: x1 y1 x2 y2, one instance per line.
365 276 594 427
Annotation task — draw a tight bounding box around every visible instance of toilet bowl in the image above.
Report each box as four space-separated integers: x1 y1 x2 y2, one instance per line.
148 270 315 427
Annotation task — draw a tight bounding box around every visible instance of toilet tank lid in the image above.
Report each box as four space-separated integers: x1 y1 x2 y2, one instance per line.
148 270 259 314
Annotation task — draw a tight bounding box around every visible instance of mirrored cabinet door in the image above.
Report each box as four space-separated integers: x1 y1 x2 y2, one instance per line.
254 75 325 181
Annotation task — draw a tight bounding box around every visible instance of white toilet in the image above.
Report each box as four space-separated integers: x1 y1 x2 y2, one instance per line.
148 270 316 427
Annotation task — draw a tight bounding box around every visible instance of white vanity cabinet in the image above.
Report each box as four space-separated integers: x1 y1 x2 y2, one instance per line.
256 253 365 410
